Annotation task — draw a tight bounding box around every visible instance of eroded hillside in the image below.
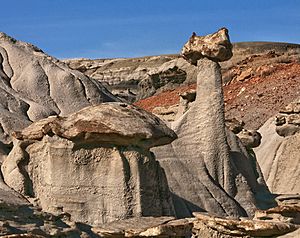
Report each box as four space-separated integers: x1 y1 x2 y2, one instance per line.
64 41 300 130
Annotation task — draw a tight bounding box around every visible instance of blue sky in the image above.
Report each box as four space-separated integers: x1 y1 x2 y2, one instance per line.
1 0 299 59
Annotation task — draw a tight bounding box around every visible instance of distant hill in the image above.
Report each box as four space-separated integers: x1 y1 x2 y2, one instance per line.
64 41 300 108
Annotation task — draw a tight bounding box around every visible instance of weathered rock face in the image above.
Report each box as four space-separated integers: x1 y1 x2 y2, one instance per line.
153 46 274 217
152 88 263 150
0 174 84 237
1 103 176 225
64 55 198 102
137 65 188 100
255 113 300 194
276 101 300 137
0 32 117 146
181 28 233 64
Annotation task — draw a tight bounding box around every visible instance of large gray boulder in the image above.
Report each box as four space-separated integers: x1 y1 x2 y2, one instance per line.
0 32 117 146
2 103 176 225
153 35 275 218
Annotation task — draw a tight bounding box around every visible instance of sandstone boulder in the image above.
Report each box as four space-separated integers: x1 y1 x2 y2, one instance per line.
181 28 233 64
276 101 300 137
236 129 262 149
13 102 177 149
2 102 176 225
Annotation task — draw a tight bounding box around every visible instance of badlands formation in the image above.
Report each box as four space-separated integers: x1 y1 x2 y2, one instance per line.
0 29 299 238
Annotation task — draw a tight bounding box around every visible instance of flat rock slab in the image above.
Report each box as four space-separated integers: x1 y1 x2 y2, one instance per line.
14 102 177 149
92 216 194 237
193 212 298 237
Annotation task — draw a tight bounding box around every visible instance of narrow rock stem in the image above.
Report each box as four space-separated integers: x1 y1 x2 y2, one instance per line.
195 58 234 195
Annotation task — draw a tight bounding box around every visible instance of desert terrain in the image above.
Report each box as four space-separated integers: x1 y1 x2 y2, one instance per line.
0 29 300 237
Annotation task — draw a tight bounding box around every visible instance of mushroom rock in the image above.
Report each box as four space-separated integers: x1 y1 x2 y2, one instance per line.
1 102 177 225
153 28 275 218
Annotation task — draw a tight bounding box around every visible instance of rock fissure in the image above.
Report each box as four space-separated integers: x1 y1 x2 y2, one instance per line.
119 148 134 218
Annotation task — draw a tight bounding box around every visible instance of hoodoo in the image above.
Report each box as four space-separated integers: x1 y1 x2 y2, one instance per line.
153 28 275 218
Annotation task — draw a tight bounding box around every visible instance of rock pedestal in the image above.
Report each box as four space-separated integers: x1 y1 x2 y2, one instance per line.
2 103 177 225
153 28 275 218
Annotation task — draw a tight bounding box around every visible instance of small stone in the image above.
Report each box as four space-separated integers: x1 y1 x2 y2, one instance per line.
236 68 253 82
275 115 286 126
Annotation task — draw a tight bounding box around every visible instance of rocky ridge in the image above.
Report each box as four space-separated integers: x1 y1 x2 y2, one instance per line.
135 49 300 130
64 41 300 105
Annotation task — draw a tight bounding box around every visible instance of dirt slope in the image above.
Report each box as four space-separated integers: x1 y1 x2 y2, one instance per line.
136 51 300 129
